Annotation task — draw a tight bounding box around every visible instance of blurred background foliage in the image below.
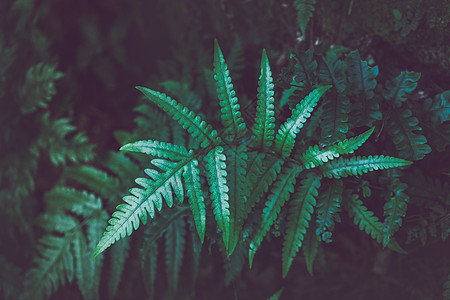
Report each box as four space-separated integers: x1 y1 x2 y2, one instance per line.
0 0 448 299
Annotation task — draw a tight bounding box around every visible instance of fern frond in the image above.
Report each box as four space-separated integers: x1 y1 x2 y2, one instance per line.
321 155 412 179
282 173 321 277
45 187 102 217
318 54 346 93
120 140 190 160
225 144 248 254
142 241 158 300
344 191 407 253
294 0 316 36
204 146 231 251
93 156 192 258
245 156 284 219
302 223 320 275
136 86 221 147
292 49 317 90
421 91 450 151
213 39 246 140
316 180 343 242
37 213 79 233
267 288 284 300
249 163 301 266
386 108 431 160
165 218 186 293
383 71 421 107
183 159 206 243
253 49 276 150
274 86 331 157
382 178 409 247
0 256 22 300
24 234 75 300
320 93 350 143
301 127 374 169
346 50 381 127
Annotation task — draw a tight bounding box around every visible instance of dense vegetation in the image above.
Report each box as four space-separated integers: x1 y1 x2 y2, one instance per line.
1 0 448 299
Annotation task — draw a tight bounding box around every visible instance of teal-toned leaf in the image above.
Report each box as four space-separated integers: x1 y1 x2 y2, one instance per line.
382 178 409 247
316 180 342 242
120 140 190 160
183 160 206 243
301 127 374 169
321 155 412 179
107 238 130 299
267 288 284 300
204 146 230 251
274 86 331 157
136 86 221 147
320 93 350 143
282 173 321 277
292 48 317 90
294 0 316 36
318 54 346 94
213 39 246 140
303 223 320 275
383 71 421 108
165 218 186 293
253 49 276 150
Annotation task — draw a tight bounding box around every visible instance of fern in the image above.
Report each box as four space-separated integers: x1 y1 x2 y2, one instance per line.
213 39 246 140
120 139 191 160
165 218 186 294
420 90 450 151
315 180 343 243
282 172 321 277
302 222 320 275
274 85 331 157
383 71 421 108
346 50 381 127
294 0 316 36
253 49 276 150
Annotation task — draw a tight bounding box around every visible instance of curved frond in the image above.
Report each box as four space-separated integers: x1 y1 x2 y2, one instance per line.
93 157 192 258
301 127 374 169
204 146 230 250
302 223 320 275
183 159 206 243
318 54 346 93
386 108 431 160
267 288 284 300
249 163 301 266
294 0 316 36
136 86 221 147
321 155 412 179
320 93 350 143
316 180 343 242
383 71 421 108
44 187 102 217
225 144 248 254
274 86 331 157
346 50 381 127
120 140 190 160
344 191 407 254
253 49 276 150
382 178 409 247
282 173 321 277
213 39 246 140
292 49 317 90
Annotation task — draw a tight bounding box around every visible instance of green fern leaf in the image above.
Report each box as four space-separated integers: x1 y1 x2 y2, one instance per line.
320 93 350 143
225 144 248 254
344 191 407 253
267 288 284 300
213 39 246 140
142 241 158 300
136 86 221 147
421 91 450 151
294 0 316 36
318 54 346 94
183 159 206 243
382 178 409 247
386 108 431 160
245 156 284 220
249 163 301 266
274 86 331 157
302 223 320 275
204 146 231 251
93 157 192 258
24 234 75 300
282 173 321 277
301 127 374 169
165 218 186 293
316 180 342 243
383 71 421 108
120 140 190 160
253 49 276 150
321 155 412 179
292 49 317 90
45 187 102 217
346 50 381 127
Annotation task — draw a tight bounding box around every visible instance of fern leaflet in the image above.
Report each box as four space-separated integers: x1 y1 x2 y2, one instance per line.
213 39 246 140
274 86 331 157
321 155 412 179
316 180 343 242
383 71 421 108
120 140 190 160
165 218 186 293
253 49 276 150
382 178 409 247
302 223 320 275
294 0 316 36
282 172 321 277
